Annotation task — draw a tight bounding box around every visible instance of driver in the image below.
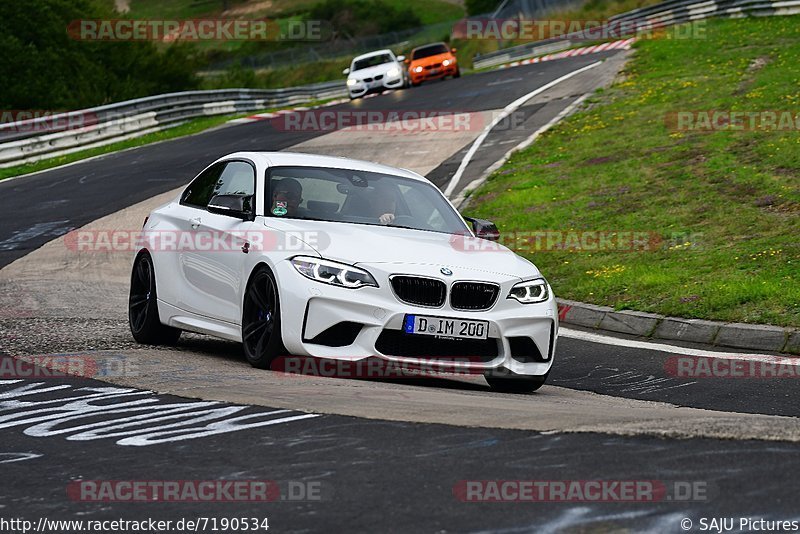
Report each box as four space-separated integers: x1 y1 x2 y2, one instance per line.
373 184 397 225
271 178 303 217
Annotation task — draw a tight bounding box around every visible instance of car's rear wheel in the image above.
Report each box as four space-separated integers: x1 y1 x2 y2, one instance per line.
242 266 285 369
128 252 181 345
485 371 548 393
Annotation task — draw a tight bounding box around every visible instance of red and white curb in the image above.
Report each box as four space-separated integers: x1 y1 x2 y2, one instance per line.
227 98 351 125
497 38 636 70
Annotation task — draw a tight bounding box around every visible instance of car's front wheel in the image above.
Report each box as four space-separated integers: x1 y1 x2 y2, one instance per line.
242 266 285 369
128 251 181 345
485 371 548 393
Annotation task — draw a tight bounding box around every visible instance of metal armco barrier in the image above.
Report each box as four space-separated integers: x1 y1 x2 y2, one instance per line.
0 81 346 168
471 0 800 68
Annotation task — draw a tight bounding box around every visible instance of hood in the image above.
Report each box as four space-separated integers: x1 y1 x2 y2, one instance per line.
263 218 539 280
410 53 453 67
350 63 397 80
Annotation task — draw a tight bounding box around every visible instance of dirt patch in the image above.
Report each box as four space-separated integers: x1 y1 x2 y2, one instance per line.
582 156 615 166
223 0 274 16
735 55 771 95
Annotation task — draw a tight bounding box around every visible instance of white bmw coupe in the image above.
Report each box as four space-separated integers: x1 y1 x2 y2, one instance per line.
129 152 558 392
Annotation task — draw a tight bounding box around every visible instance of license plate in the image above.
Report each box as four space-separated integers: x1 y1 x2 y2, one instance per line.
430 69 440 75
403 314 488 340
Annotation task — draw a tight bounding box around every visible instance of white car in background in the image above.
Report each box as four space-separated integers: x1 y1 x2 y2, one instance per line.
344 49 408 99
128 152 558 392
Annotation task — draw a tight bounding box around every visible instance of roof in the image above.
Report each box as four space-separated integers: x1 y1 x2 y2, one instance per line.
351 49 394 62
221 151 427 183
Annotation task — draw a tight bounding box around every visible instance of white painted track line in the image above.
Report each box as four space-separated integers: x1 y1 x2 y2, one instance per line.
443 60 603 197
561 327 798 364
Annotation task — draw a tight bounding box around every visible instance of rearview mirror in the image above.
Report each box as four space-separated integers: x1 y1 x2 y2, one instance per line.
464 217 500 241
342 67 350 75
207 194 253 220
451 47 457 53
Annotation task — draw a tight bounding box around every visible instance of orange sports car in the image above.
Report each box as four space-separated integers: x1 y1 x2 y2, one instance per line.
406 42 459 86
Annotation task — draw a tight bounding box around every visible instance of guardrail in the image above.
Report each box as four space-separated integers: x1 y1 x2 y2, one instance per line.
471 0 800 68
0 81 347 168
473 39 572 69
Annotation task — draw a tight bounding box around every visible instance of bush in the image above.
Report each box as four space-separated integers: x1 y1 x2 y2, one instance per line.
465 0 500 16
309 0 422 37
0 0 199 110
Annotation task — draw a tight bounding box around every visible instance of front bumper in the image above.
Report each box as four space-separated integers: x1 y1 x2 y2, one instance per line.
410 64 458 84
347 73 404 98
275 260 557 377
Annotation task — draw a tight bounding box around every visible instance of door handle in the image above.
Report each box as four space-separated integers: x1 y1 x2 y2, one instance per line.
189 216 201 229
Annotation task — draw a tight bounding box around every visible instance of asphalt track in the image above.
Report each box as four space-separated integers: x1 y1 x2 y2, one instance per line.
1 50 798 531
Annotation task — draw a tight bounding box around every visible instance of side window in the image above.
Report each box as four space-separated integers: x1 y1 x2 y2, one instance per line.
182 163 224 208
215 161 255 196
182 161 255 209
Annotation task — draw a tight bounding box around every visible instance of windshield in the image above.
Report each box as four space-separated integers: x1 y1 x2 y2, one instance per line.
352 54 393 71
411 44 449 60
266 166 469 235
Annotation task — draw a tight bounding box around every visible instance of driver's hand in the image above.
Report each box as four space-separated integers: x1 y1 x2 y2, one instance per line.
379 213 395 225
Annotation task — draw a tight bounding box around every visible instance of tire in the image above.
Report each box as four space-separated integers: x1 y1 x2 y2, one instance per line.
242 266 286 369
411 81 420 87
485 371 548 393
128 252 181 345
453 68 461 78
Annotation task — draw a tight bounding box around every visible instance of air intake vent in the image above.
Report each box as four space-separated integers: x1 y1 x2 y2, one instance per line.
376 329 498 362
390 276 446 307
450 282 499 310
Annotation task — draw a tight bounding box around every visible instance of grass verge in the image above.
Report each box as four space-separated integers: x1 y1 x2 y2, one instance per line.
464 16 800 327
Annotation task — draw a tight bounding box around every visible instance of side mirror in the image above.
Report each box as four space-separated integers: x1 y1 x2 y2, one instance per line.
404 58 410 64
342 67 350 75
451 47 457 53
208 194 253 220
464 217 500 241
396 55 405 62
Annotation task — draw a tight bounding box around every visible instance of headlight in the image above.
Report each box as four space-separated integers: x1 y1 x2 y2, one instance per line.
346 78 358 86
442 59 451 66
507 278 549 304
414 66 423 73
387 67 400 77
291 256 378 289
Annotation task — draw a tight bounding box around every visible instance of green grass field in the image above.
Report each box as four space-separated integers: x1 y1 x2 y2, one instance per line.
464 16 800 327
